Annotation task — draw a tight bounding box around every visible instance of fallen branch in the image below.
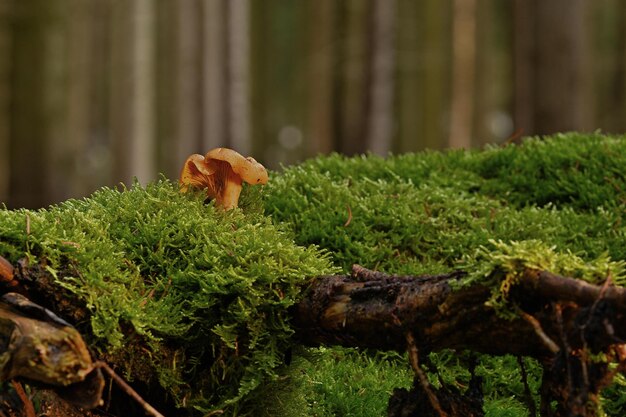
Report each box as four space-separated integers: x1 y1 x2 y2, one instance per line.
294 265 626 417
294 266 626 357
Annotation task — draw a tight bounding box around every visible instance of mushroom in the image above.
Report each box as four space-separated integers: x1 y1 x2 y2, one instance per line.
179 148 268 210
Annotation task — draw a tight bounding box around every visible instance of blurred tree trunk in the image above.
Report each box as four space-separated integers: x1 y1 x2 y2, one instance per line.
249 0 307 166
175 0 202 160
66 0 92 197
0 1 12 204
593 0 626 132
365 0 396 155
154 0 202 180
513 0 533 134
534 0 590 134
448 0 476 148
396 0 419 153
110 0 156 186
307 0 335 156
202 0 226 151
414 0 450 150
337 0 368 155
155 1 175 178
472 0 493 145
10 0 67 208
83 0 112 192
397 0 450 153
226 0 251 155
622 2 626 130
249 1 267 160
515 0 591 135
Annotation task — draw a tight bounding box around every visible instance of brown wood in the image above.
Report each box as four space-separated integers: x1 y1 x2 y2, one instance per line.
294 265 626 417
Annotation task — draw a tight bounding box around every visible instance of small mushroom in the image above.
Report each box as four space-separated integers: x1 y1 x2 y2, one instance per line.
179 148 268 210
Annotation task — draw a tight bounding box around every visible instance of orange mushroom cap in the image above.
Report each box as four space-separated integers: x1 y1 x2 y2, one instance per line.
179 154 215 193
179 148 268 210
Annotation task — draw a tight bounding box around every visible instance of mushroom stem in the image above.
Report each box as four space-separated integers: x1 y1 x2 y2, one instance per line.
215 162 243 210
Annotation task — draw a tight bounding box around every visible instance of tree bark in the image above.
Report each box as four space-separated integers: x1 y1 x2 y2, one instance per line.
295 265 626 356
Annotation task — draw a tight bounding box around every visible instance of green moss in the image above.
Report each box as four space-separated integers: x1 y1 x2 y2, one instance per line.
265 133 626 276
459 239 626 319
0 180 337 414
262 132 626 416
1 132 626 415
246 347 412 417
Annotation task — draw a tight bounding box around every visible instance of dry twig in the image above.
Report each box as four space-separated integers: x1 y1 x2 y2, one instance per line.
406 332 448 417
95 362 165 417
11 381 35 417
518 309 559 354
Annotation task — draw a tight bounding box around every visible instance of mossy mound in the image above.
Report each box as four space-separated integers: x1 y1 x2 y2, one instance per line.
262 132 626 416
264 132 626 277
0 132 625 416
0 181 337 414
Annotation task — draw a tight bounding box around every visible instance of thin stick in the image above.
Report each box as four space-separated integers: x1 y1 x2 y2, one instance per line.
406 332 448 417
518 309 560 354
343 205 353 227
95 361 165 417
351 264 388 280
554 303 575 393
11 380 35 417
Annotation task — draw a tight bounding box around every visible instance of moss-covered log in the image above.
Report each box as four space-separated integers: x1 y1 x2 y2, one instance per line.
294 265 626 417
1 132 626 416
5 258 625 417
296 265 626 356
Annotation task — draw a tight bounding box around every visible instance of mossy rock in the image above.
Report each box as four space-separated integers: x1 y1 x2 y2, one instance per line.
0 132 625 416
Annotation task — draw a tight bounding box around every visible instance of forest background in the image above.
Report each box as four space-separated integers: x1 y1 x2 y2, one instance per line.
0 0 624 208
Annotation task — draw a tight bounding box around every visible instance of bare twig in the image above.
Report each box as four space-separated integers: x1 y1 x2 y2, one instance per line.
578 273 613 387
520 269 626 309
343 205 353 227
11 381 35 417
584 272 612 330
351 264 389 281
554 303 575 392
94 361 165 417
406 332 448 417
518 309 559 354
